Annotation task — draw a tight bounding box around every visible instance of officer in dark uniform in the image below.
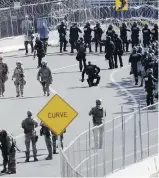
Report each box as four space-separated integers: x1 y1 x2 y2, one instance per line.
93 22 104 53
106 24 116 40
58 21 67 53
131 22 140 47
120 23 130 52
76 38 87 72
129 47 142 85
83 22 93 52
144 68 158 106
113 34 123 68
69 23 82 53
151 24 158 42
81 61 100 87
33 37 45 68
100 36 115 69
142 24 151 47
153 59 158 98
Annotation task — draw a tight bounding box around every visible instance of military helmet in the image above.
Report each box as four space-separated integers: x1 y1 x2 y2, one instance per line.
0 56 3 60
88 61 91 65
0 130 7 138
148 68 153 74
86 22 90 26
96 99 102 105
27 110 32 116
16 61 22 65
41 60 47 66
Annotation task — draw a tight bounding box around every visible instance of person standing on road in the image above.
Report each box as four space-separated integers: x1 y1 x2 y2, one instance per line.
0 56 8 97
131 22 140 48
37 61 52 96
0 130 16 174
40 122 53 160
58 21 68 53
21 111 38 162
93 22 103 53
22 15 34 55
12 61 26 97
33 37 45 68
113 33 123 68
142 24 151 47
151 24 158 42
89 99 104 149
37 22 49 54
83 22 93 53
120 22 130 52
69 23 82 53
106 24 116 40
76 37 87 72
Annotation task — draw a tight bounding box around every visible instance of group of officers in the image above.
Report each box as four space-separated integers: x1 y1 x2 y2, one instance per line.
0 21 158 174
0 110 65 174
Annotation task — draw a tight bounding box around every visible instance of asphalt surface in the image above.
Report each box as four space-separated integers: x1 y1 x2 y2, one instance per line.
0 46 158 177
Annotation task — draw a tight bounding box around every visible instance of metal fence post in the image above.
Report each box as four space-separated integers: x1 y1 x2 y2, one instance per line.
134 109 137 163
86 132 89 177
103 110 106 176
78 137 81 173
89 122 91 177
138 101 143 160
146 108 150 157
121 106 125 168
112 117 115 173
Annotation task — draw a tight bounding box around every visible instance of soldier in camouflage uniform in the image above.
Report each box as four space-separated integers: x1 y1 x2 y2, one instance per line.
40 122 53 160
37 61 52 96
52 131 65 154
0 56 8 97
0 130 16 174
21 111 38 162
12 61 26 97
89 99 104 149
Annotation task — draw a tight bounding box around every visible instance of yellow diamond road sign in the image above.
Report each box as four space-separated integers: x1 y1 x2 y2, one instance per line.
37 94 78 135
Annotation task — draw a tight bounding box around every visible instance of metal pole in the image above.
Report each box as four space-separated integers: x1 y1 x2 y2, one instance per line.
10 10 14 36
134 110 137 163
146 108 150 157
89 122 91 177
138 101 143 160
121 106 125 168
86 132 89 177
112 117 115 173
78 137 81 172
103 110 106 176
58 135 63 176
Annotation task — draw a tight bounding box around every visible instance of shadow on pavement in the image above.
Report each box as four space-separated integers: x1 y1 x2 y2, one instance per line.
68 86 90 89
52 71 80 75
103 76 147 108
0 96 44 100
17 153 48 160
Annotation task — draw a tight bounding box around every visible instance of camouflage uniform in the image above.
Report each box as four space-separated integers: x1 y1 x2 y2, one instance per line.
37 62 52 96
0 130 16 174
40 122 53 160
52 131 64 153
12 65 26 97
0 60 8 97
89 99 104 149
21 112 38 162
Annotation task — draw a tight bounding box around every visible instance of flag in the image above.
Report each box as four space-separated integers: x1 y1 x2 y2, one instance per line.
116 0 128 11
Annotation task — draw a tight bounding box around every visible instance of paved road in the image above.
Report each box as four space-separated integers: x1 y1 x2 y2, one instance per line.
0 47 158 177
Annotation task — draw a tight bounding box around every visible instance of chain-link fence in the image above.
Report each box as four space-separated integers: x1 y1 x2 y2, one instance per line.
60 102 159 177
0 1 158 38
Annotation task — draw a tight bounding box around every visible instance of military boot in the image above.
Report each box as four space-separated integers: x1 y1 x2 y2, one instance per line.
1 167 7 173
25 152 30 162
34 157 38 162
45 155 53 160
16 92 20 97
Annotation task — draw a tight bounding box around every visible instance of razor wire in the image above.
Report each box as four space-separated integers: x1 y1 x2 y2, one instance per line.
0 1 158 38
